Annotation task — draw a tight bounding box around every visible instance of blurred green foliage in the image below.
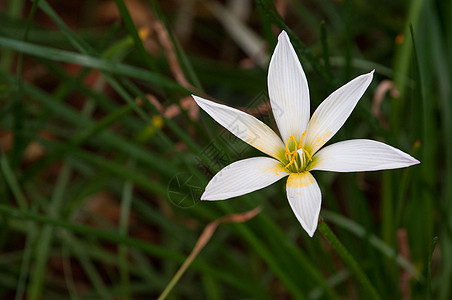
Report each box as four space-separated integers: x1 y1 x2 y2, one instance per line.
0 0 451 299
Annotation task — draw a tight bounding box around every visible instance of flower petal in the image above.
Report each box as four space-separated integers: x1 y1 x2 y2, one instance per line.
286 172 321 237
193 95 285 159
268 31 310 142
310 139 420 172
201 157 289 200
303 71 374 155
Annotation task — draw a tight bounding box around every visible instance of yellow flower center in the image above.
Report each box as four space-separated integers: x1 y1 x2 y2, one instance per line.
283 130 312 173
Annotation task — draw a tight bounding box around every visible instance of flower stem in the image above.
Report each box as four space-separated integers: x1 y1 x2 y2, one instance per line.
318 218 381 300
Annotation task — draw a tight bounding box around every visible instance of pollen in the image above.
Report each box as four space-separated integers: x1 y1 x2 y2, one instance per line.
284 130 312 173
285 136 299 168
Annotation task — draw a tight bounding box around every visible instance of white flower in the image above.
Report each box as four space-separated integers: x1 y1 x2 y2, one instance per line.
192 31 419 237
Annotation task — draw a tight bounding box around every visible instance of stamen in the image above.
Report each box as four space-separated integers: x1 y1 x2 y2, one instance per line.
285 156 296 168
300 148 313 161
285 136 298 152
284 136 298 168
284 131 312 171
285 149 297 167
299 130 307 149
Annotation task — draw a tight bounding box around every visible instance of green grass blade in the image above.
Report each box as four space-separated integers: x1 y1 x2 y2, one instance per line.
391 0 425 133
27 164 72 300
113 0 158 72
118 163 134 300
323 211 422 280
318 220 381 299
0 154 28 209
0 36 188 93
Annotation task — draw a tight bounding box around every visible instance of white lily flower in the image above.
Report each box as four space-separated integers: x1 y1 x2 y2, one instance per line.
192 31 419 237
